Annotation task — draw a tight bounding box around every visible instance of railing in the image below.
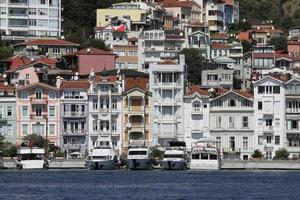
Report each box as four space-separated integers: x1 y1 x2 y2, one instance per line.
128 139 149 147
30 113 47 119
263 126 273 132
63 112 85 117
30 97 47 104
286 108 300 113
62 129 87 136
62 143 83 149
222 148 241 153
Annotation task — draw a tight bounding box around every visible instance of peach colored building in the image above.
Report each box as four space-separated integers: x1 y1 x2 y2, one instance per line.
16 82 61 146
114 45 138 70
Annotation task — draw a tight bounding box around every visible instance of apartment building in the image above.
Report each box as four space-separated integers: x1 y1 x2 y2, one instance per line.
59 80 89 158
206 0 224 32
149 56 185 147
87 75 123 154
0 0 62 40
187 30 210 59
114 45 139 70
201 66 234 89
16 82 60 145
209 89 254 160
122 77 152 154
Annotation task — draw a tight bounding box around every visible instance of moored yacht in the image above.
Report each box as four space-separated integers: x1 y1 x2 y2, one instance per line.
161 141 187 170
85 136 117 170
15 143 48 169
189 140 220 170
126 140 152 170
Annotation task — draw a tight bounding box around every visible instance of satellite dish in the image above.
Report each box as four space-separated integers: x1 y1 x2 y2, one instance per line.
87 48 91 53
74 76 79 80
208 87 214 93
2 74 6 78
61 35 65 40
90 71 95 77
31 58 34 62
75 72 79 76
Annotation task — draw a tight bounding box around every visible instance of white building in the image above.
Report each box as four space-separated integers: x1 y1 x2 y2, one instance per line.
149 55 185 147
253 76 286 159
201 66 234 89
87 75 123 154
183 85 210 151
206 0 224 32
209 89 254 160
0 0 62 40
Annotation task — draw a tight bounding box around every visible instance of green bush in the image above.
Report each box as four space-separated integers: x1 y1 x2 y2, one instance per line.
273 148 289 160
251 149 264 159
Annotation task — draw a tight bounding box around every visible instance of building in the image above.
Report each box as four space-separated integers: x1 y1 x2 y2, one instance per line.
16 82 61 145
114 45 139 70
63 47 117 76
59 80 90 158
87 74 123 154
149 56 185 147
201 66 234 89
183 85 210 151
211 42 230 60
13 39 79 59
285 78 300 158
0 0 62 41
122 76 152 154
0 84 16 144
253 76 286 159
206 0 224 32
187 30 210 59
209 89 254 160
247 45 275 71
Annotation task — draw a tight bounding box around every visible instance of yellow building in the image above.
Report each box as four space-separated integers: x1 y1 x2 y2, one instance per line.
122 77 152 154
96 2 147 27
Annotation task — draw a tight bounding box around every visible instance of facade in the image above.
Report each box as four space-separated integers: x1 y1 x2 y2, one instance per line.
13 39 79 59
187 30 210 59
149 56 185 147
0 0 62 40
114 45 138 70
251 45 275 71
87 75 123 154
206 0 224 32
0 84 16 144
183 85 210 151
201 66 234 89
59 80 89 158
16 82 60 145
211 42 230 60
209 89 254 160
253 76 286 159
122 77 152 154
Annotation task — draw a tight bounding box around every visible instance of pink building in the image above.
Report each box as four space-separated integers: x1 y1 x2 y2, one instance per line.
63 47 117 75
287 41 300 67
16 82 61 146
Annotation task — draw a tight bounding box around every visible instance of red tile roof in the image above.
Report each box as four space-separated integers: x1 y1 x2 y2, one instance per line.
94 75 118 82
14 39 79 46
66 47 115 56
186 85 208 96
237 31 252 41
125 77 149 92
211 33 229 40
6 55 32 70
233 90 253 98
275 50 291 60
158 59 177 64
0 84 15 92
37 56 58 66
211 42 230 49
60 80 90 89
162 0 192 8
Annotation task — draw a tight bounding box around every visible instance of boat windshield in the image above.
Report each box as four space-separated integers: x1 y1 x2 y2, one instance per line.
128 151 147 155
19 154 44 160
164 154 184 158
92 156 110 159
192 153 217 160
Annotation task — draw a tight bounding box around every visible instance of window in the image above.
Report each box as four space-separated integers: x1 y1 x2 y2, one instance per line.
292 120 298 129
32 124 44 135
228 99 236 107
228 116 234 128
49 124 55 135
53 47 60 54
7 106 12 117
105 15 109 21
216 116 222 128
93 99 98 110
112 122 117 131
25 74 30 80
273 86 280 94
0 106 3 119
275 136 280 145
93 120 98 131
258 136 263 145
35 89 42 99
258 101 263 110
193 101 201 111
21 92 29 100
258 86 265 94
243 116 249 128
128 50 137 56
243 137 248 149
49 106 55 116
230 137 235 151
22 106 28 116
35 106 42 116
40 0 45 4
48 92 56 99
22 124 28 135
216 137 221 148
266 119 273 126
266 135 272 144
112 99 117 110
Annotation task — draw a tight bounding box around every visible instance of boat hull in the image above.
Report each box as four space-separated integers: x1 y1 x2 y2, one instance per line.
126 159 152 170
17 160 47 169
189 160 219 170
86 159 116 170
161 160 186 170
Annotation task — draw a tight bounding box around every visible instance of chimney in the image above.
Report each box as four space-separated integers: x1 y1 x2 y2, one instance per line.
56 76 63 88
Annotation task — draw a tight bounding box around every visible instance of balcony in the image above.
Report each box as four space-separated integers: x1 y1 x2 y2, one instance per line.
222 148 241 153
191 108 203 115
62 143 83 149
30 97 47 104
286 108 300 113
128 106 144 115
263 126 274 133
128 139 149 147
63 112 86 118
30 113 47 120
62 129 87 136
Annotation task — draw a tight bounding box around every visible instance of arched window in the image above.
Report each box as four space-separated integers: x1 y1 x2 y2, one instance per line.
34 88 43 99
228 99 236 107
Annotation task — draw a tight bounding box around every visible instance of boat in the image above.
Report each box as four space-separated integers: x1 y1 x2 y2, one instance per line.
15 143 48 169
161 141 187 170
189 140 220 170
126 140 152 170
85 136 117 170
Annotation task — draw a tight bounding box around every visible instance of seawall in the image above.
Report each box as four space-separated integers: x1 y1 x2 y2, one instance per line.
221 160 300 170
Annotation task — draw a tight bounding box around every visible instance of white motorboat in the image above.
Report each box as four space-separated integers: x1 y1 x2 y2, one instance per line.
15 146 48 169
161 141 187 170
85 136 117 170
126 140 152 170
189 141 220 170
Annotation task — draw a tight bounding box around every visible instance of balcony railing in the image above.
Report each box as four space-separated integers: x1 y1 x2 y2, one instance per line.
222 148 241 153
62 129 87 136
30 97 47 104
127 139 149 147
30 113 47 119
63 112 86 117
62 143 84 149
263 126 273 132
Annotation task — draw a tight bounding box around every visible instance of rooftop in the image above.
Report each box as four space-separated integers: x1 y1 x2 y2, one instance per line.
13 39 79 47
60 80 90 89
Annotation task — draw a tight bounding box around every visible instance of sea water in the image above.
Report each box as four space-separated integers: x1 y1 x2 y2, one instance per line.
0 170 299 200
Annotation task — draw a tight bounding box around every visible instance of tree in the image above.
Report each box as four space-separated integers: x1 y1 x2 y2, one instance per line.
251 149 264 159
273 148 289 160
241 40 252 53
181 48 207 85
149 146 164 160
0 46 13 61
2 144 17 158
80 38 109 50
23 134 48 148
269 36 287 51
0 135 4 152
